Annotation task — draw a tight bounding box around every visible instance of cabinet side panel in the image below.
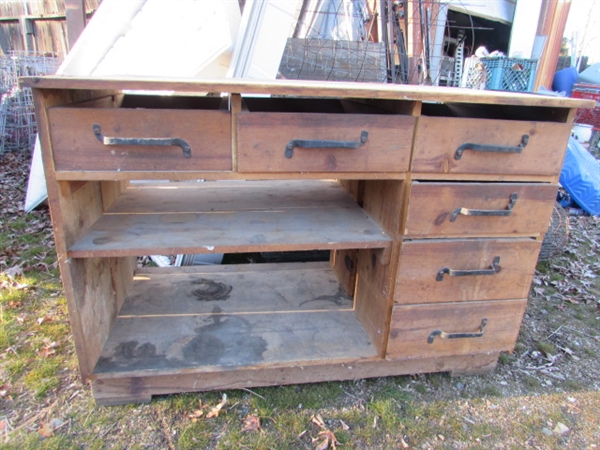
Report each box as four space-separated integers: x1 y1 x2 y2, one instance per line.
361 180 404 237
110 256 137 315
67 258 119 378
331 249 357 297
354 246 399 355
101 180 129 211
31 88 121 380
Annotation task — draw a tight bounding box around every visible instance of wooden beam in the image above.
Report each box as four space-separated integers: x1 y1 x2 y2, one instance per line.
65 0 87 51
534 0 572 91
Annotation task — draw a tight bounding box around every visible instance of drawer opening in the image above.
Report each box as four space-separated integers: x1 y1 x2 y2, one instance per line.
120 94 227 111
421 102 571 123
242 97 417 115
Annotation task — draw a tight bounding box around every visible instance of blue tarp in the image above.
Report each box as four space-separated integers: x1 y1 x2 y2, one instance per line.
559 137 600 215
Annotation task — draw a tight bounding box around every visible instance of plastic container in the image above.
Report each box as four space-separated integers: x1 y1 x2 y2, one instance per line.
461 57 538 92
559 137 600 216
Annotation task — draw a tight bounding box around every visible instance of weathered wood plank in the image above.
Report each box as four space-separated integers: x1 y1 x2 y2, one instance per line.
395 239 541 304
107 180 362 213
118 262 353 317
387 299 527 359
48 107 232 172
68 181 392 257
412 117 572 176
237 113 414 173
22 76 595 109
93 310 377 376
404 182 557 238
90 352 499 405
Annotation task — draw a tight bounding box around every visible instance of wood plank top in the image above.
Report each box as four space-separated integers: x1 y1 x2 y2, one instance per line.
21 76 595 109
68 180 392 257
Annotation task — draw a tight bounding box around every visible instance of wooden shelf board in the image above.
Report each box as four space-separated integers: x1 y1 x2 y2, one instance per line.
94 262 375 377
68 180 391 257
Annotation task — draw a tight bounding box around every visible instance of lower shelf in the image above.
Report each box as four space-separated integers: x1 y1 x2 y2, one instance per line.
93 262 378 377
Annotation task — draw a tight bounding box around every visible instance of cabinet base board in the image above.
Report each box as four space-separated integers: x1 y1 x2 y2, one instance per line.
91 352 499 406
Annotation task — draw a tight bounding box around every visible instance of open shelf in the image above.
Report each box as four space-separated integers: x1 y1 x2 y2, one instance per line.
93 262 377 377
68 180 392 257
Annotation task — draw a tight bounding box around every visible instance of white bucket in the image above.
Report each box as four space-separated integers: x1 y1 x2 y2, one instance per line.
572 123 594 143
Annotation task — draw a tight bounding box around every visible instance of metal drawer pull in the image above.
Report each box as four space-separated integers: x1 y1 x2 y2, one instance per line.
436 256 501 281
450 192 518 222
454 134 529 160
93 124 192 158
285 130 368 158
428 318 488 344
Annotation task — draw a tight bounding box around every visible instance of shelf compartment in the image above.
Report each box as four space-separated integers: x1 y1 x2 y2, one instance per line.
93 262 377 377
68 180 392 258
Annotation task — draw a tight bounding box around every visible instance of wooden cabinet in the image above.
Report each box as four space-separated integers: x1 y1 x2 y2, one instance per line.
24 77 591 405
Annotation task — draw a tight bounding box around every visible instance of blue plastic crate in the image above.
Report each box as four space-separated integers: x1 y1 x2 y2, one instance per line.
461 57 538 92
481 57 538 92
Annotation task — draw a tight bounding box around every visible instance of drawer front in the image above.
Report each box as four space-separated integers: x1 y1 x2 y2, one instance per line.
412 116 571 176
237 112 414 173
404 182 557 237
387 299 526 359
395 239 541 304
48 108 232 172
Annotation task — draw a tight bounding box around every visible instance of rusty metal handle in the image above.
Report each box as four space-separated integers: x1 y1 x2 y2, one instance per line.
285 130 368 158
428 318 488 344
455 134 529 160
450 193 518 222
93 124 191 158
436 257 501 281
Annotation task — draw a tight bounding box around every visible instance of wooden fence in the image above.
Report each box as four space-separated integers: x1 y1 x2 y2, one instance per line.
0 0 99 57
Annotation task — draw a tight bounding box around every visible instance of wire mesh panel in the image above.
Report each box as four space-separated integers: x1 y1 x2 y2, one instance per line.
279 38 387 82
0 51 61 154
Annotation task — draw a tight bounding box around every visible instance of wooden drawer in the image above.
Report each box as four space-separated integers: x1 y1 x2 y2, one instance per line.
412 116 571 176
237 112 414 173
48 108 232 172
387 299 526 359
395 238 541 304
404 182 557 237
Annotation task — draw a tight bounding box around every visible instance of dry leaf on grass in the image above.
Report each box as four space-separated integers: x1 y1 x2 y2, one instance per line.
313 429 340 450
185 400 204 422
310 414 326 429
37 316 52 326
3 265 22 279
186 409 204 422
206 393 227 418
241 414 261 433
38 422 54 438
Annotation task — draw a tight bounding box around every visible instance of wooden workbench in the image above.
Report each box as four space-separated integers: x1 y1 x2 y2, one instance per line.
23 76 593 405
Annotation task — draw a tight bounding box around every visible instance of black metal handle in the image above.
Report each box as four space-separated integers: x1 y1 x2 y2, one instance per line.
93 124 191 158
428 318 488 344
285 130 368 158
455 134 529 160
436 256 501 281
450 193 518 222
